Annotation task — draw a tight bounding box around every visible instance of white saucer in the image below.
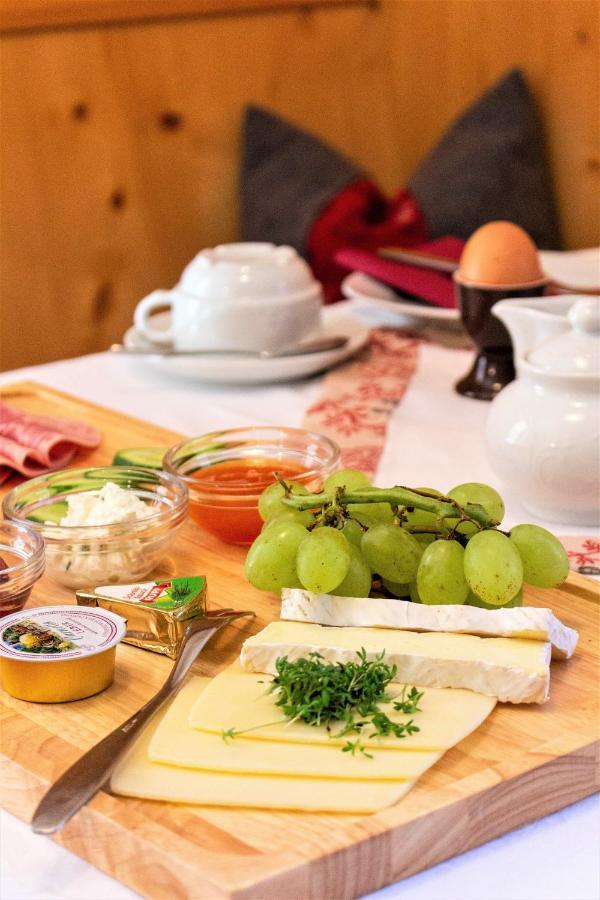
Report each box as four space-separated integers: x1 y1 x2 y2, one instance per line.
342 272 461 326
122 302 369 384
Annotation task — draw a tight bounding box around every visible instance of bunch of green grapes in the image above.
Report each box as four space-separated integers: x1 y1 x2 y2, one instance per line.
246 470 374 596
245 471 570 606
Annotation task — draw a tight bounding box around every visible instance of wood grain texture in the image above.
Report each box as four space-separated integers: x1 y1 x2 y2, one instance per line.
0 381 598 899
0 0 367 33
1 1 598 371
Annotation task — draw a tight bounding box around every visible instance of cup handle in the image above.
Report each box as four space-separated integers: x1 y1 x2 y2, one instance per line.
134 291 174 345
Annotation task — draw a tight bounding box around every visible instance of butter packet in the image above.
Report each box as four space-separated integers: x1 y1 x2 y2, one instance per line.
76 576 207 658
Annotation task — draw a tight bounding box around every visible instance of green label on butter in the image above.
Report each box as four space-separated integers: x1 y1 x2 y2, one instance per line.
91 577 206 610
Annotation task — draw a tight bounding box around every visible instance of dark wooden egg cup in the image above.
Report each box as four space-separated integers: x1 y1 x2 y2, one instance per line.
455 282 547 401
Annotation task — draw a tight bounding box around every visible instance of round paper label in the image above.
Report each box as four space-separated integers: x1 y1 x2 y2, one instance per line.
0 605 127 662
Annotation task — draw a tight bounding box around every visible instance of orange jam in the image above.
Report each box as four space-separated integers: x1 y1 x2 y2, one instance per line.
188 459 311 545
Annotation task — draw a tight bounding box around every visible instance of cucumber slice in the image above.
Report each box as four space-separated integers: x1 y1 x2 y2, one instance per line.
112 448 166 470
27 501 69 525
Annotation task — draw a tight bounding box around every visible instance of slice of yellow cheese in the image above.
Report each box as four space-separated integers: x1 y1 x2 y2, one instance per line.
110 678 415 813
149 677 442 779
188 662 496 750
240 621 551 703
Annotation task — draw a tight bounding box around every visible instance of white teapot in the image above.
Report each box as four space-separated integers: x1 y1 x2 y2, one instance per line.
485 296 600 526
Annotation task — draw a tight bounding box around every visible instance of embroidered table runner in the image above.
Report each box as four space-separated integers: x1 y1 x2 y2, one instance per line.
302 328 420 478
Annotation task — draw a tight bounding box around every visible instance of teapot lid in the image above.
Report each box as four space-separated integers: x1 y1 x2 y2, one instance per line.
527 298 600 374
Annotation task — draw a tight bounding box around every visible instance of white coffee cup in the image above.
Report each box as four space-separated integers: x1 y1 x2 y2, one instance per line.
134 243 323 351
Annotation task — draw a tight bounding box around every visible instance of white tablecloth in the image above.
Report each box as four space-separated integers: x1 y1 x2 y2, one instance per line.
1 337 599 900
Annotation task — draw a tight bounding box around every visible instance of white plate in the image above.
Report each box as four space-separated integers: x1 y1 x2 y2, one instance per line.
122 302 369 384
342 271 461 326
539 248 600 291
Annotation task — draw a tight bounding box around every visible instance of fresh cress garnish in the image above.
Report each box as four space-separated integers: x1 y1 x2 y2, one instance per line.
221 649 423 758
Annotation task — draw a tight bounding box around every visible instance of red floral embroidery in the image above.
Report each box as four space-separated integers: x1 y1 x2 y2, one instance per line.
565 539 600 569
302 327 420 478
340 446 382 476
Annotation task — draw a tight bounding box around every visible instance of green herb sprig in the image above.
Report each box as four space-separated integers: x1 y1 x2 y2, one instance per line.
393 685 424 715
164 580 190 604
221 650 424 758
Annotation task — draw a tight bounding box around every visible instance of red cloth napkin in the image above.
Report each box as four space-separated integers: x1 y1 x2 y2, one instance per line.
335 237 465 309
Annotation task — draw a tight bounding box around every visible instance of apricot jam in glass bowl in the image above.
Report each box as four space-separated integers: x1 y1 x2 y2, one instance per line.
163 427 340 545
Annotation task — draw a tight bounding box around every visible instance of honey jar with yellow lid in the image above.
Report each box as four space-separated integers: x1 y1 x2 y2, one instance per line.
0 605 126 703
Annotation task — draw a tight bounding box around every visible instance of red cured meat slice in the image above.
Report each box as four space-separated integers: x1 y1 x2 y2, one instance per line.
0 434 76 477
0 404 101 451
0 402 102 482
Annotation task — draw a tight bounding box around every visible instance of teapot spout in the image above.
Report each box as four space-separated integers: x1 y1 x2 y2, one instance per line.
492 297 573 365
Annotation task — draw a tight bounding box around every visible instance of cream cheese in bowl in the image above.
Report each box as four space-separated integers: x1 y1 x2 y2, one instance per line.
57 481 154 527
3 466 188 589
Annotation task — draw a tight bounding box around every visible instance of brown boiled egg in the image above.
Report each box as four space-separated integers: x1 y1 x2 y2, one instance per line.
455 221 547 288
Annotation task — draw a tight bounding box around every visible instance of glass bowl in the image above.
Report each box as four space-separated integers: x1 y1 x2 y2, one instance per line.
0 521 46 617
2 466 188 589
163 427 339 545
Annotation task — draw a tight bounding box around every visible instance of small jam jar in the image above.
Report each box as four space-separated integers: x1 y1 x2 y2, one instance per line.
0 605 126 703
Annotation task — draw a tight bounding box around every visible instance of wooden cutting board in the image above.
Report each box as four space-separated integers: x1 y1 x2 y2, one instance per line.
1 381 599 900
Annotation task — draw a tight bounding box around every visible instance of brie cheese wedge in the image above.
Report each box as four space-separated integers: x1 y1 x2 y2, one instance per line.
280 589 578 659
240 621 551 703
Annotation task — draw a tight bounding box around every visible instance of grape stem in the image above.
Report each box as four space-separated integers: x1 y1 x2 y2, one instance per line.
281 485 496 529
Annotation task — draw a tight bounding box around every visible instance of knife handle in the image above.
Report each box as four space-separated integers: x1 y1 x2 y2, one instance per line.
31 624 219 834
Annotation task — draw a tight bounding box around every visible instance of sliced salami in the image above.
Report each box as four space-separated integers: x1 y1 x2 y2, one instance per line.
0 402 102 482
0 404 101 449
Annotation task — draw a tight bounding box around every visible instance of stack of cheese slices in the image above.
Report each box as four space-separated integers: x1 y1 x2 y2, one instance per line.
111 590 578 814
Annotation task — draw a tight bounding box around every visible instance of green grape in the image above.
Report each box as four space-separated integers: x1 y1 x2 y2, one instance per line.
349 501 394 528
404 507 438 531
416 539 469 605
504 587 523 607
297 527 352 594
382 578 411 597
466 587 523 609
509 524 569 588
341 518 364 547
331 544 372 597
414 532 436 546
446 482 505 532
409 581 422 603
323 468 392 527
261 507 315 530
463 529 523 606
324 468 372 492
404 487 442 533
258 482 309 522
245 521 308 592
361 524 422 582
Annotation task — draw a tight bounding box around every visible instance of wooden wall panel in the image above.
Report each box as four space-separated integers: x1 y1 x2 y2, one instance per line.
0 1 367 32
1 0 598 370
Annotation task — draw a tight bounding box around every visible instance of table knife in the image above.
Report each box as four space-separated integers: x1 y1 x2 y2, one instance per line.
31 609 254 835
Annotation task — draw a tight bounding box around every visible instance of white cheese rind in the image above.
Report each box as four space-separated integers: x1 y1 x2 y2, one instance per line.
240 622 551 704
280 589 578 659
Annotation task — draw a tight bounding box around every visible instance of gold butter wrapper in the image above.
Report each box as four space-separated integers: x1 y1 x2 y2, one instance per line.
76 576 207 659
